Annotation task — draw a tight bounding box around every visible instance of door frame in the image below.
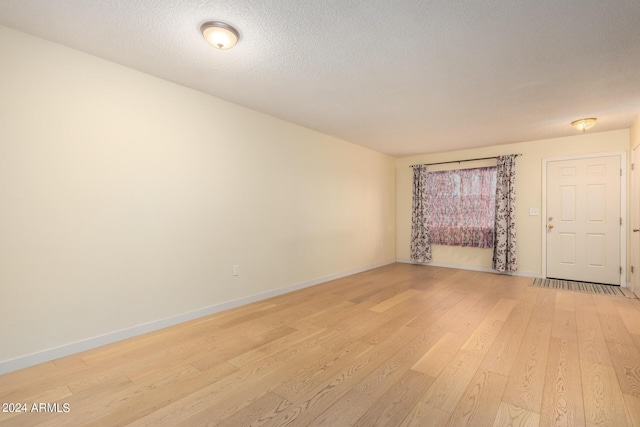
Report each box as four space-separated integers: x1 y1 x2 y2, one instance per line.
631 146 640 294
541 151 627 286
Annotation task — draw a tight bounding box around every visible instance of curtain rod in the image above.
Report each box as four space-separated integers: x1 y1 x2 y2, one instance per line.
410 153 522 168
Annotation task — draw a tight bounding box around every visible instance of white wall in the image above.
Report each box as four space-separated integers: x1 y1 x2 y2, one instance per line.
396 130 629 276
630 115 640 150
0 26 396 369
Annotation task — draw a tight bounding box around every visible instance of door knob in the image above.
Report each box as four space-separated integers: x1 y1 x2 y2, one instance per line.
634 229 640 232
547 224 554 229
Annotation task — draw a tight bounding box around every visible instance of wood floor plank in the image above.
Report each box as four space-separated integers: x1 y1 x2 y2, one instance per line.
0 360 86 393
70 370 135 395
492 402 540 427
0 379 73 407
352 284 414 309
369 288 423 312
0 383 73 424
612 296 640 312
175 347 331 426
502 289 555 413
201 301 278 327
306 323 449 426
540 338 585 427
399 402 452 427
128 344 329 427
0 362 223 427
460 299 516 356
480 286 539 377
317 299 379 330
605 342 640 398
599 313 637 347
213 392 292 427
489 298 519 321
123 326 326 426
227 324 325 368
299 300 357 328
448 293 502 338
260 326 422 427
409 292 486 338
591 294 620 316
446 369 508 427
412 332 467 377
551 309 578 342
618 307 640 336
404 290 468 330
623 393 640 427
555 291 575 312
78 321 226 368
188 325 298 371
574 293 613 366
272 340 373 402
419 349 484 412
44 363 237 427
353 370 435 427
580 359 632 426
1 264 639 426
342 282 385 303
634 334 640 352
312 308 381 352
358 298 434 346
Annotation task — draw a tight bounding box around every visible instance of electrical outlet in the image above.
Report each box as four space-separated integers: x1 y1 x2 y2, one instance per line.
233 265 239 276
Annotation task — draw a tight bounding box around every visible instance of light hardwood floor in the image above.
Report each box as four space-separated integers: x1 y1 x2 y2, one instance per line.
2 263 640 426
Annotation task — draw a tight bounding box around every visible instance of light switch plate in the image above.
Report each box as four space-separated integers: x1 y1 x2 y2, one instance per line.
529 208 539 216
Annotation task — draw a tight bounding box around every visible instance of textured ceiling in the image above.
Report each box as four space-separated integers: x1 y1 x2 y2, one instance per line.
1 0 639 156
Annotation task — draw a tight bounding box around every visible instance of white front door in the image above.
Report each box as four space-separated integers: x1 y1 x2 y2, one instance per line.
546 155 621 285
631 146 640 295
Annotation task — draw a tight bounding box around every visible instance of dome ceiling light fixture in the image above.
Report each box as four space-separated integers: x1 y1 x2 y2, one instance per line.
571 117 597 132
201 21 239 50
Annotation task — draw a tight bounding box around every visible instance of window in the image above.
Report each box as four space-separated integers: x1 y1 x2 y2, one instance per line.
426 166 496 248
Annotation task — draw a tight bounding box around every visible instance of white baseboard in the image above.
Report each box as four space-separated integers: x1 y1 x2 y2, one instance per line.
395 258 542 278
0 259 395 375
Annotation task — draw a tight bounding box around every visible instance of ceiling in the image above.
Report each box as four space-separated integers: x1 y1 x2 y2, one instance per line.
1 0 639 157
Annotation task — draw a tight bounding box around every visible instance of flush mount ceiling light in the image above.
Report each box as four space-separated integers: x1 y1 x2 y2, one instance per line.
201 21 239 50
571 117 597 132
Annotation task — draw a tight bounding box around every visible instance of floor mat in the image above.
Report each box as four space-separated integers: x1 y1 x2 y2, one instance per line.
530 278 631 298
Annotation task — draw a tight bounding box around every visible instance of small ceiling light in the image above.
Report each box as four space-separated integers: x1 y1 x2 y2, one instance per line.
201 21 239 50
571 118 597 132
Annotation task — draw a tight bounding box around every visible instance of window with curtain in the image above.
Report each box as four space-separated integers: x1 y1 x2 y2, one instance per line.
426 166 497 248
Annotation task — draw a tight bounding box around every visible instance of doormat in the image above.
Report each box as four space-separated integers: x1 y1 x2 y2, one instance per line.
530 278 630 298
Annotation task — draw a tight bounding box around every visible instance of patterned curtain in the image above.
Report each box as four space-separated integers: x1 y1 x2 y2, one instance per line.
411 165 431 263
493 154 518 272
427 167 496 248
